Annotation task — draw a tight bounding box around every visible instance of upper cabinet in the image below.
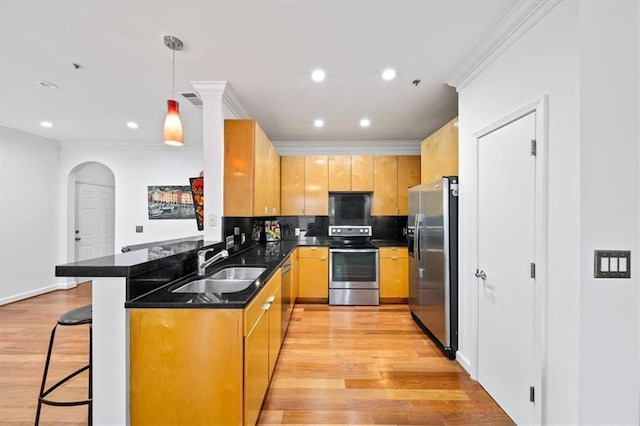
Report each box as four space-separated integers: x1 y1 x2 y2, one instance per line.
421 117 459 184
372 155 420 216
282 154 418 217
224 120 280 217
328 155 374 191
280 156 305 215
372 156 398 216
304 156 328 215
397 156 421 215
280 156 329 216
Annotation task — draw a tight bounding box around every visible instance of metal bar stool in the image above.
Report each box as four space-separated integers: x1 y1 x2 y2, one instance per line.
35 304 92 425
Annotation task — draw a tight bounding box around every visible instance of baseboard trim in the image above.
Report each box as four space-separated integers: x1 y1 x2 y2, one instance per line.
456 350 473 376
0 281 78 306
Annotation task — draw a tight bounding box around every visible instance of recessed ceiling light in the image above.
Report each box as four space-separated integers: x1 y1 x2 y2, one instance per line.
382 69 396 80
311 69 325 82
127 121 139 129
38 81 59 90
314 119 324 128
40 121 53 128
360 119 371 127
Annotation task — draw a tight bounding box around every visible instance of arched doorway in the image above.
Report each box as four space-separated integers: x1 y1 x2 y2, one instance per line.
68 162 115 262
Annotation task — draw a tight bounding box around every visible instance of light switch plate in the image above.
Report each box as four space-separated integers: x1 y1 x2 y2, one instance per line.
135 225 143 233
594 250 631 278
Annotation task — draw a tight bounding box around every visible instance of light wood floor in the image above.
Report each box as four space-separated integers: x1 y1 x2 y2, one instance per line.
0 282 92 425
0 283 513 425
260 305 513 425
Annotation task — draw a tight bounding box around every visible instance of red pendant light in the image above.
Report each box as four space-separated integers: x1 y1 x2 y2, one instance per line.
163 99 183 146
163 35 184 147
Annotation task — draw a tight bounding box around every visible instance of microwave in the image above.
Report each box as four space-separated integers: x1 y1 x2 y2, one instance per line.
328 192 372 226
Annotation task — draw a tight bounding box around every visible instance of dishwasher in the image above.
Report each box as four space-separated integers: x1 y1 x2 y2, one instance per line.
280 256 293 342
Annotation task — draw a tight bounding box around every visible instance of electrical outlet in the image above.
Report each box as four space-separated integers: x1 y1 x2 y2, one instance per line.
234 226 240 235
226 235 234 249
594 250 631 278
135 225 143 233
208 214 217 227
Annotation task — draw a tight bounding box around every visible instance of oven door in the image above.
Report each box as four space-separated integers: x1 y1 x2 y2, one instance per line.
329 248 379 289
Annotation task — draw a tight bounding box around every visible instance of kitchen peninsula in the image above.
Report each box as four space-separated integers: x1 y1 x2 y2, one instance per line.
55 235 320 424
55 236 227 425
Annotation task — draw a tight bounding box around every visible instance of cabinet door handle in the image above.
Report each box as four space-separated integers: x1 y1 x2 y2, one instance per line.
320 257 327 261
267 296 275 303
391 256 398 260
263 303 271 311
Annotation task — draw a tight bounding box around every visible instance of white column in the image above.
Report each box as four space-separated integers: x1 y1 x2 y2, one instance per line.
91 277 128 425
191 81 227 243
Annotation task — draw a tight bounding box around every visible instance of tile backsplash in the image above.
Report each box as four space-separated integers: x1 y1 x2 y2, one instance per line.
224 215 406 242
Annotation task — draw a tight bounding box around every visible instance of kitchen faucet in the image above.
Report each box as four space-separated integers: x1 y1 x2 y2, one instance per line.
197 249 229 276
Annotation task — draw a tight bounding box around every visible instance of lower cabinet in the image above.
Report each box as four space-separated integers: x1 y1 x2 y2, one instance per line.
379 247 409 301
130 269 282 426
243 269 282 425
130 309 244 425
297 247 329 300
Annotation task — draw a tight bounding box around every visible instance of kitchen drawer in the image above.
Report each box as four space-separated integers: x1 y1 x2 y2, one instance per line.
244 272 280 336
379 247 408 259
297 246 328 259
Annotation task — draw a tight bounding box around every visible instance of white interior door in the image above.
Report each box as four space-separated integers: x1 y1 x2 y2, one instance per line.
75 182 115 261
477 112 536 425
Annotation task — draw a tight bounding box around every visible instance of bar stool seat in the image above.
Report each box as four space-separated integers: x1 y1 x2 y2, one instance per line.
35 304 92 425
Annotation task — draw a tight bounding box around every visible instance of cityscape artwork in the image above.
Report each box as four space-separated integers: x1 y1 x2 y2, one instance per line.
147 185 196 220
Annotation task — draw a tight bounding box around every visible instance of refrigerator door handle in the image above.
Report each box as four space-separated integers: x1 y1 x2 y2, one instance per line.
414 214 421 263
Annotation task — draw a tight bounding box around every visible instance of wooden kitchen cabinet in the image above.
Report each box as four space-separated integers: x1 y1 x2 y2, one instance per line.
379 247 409 301
298 247 329 300
131 269 283 426
372 156 398 215
243 308 269 426
328 156 351 191
224 119 280 217
130 308 244 425
328 155 374 192
350 155 374 191
421 117 458 184
244 270 281 425
281 156 305 215
397 156 421 215
372 155 420 216
304 156 328 215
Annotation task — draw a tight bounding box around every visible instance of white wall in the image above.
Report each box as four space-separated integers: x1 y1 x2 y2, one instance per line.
57 143 204 265
457 1 639 424
577 1 639 423
0 127 63 304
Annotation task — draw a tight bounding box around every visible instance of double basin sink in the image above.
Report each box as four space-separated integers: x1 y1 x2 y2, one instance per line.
172 266 267 294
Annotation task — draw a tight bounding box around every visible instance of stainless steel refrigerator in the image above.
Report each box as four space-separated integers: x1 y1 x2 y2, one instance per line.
407 177 458 359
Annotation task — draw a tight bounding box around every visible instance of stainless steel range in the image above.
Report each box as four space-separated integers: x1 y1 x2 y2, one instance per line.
328 225 379 306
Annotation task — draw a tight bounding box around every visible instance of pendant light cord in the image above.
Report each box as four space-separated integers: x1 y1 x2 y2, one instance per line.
172 49 175 99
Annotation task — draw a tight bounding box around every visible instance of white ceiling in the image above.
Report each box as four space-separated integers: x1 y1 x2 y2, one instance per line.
0 0 518 147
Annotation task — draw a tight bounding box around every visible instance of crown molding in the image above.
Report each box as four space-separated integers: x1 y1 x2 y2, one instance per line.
190 80 248 118
273 140 421 156
222 85 249 119
445 0 560 91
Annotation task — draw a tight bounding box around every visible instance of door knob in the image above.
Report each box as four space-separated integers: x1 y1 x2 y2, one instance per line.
75 237 81 241
475 269 487 280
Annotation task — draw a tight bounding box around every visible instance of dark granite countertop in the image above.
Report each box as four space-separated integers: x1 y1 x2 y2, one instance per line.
372 239 408 247
56 236 216 278
58 234 408 310
125 241 304 309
